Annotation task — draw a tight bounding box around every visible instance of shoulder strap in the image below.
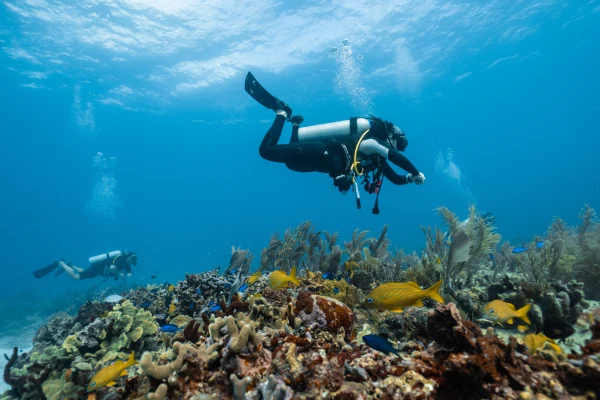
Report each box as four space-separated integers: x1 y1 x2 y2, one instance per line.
349 117 358 136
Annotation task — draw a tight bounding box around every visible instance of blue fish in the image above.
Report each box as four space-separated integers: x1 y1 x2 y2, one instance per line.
512 247 528 254
209 304 221 313
140 301 152 309
489 253 494 260
223 283 232 289
238 283 249 293
322 272 335 280
362 334 400 356
160 324 181 333
189 302 195 311
196 288 202 294
228 269 238 275
207 300 217 308
536 241 545 249
333 287 340 294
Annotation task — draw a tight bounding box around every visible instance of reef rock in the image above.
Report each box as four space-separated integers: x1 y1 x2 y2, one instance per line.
381 307 429 343
33 313 73 348
294 292 354 341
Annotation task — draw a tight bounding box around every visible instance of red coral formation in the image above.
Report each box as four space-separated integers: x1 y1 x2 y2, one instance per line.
426 303 533 398
179 319 201 343
219 299 249 315
294 292 354 341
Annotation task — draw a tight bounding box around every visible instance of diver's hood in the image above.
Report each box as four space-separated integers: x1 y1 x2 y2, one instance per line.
390 125 408 151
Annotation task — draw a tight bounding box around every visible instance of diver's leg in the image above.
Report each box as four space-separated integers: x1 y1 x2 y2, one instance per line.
59 261 81 280
71 265 84 272
260 112 330 172
259 112 293 162
289 115 304 143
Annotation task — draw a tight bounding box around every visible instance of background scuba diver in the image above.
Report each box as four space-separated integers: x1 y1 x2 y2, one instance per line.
245 72 425 213
33 250 138 281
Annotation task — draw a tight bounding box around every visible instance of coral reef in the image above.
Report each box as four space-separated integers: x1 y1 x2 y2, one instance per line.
3 208 600 399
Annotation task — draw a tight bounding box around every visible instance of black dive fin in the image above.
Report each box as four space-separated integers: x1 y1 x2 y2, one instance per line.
244 72 292 117
33 261 59 279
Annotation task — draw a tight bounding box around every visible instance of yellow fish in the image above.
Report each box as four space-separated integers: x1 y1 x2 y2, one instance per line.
517 325 529 333
168 301 176 315
268 266 301 289
523 333 561 354
245 271 262 285
483 300 531 325
167 284 175 292
363 280 444 313
436 257 441 265
344 261 360 278
87 352 138 392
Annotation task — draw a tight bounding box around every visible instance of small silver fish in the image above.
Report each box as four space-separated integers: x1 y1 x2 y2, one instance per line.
104 294 124 303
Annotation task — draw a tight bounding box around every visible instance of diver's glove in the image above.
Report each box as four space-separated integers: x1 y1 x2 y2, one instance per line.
407 172 426 185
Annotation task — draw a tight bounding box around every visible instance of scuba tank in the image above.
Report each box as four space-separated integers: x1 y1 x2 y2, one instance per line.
297 118 371 142
89 250 122 265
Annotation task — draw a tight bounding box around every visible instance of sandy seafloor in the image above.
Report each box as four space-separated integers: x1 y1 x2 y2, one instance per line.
0 316 41 393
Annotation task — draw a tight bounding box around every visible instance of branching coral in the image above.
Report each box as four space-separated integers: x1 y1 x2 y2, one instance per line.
343 229 370 262
230 374 252 400
140 342 187 380
436 206 460 238
144 383 168 400
421 225 447 263
226 316 262 353
434 205 501 289
464 204 501 261
578 204 597 237
574 205 600 298
259 221 321 273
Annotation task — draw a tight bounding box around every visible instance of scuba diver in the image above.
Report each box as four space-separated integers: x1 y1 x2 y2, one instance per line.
33 250 138 281
245 72 425 214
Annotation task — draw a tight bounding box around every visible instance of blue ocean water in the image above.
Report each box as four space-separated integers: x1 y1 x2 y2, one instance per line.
0 0 598 354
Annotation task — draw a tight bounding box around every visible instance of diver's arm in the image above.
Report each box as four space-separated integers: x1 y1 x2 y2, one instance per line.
387 149 419 176
359 139 420 175
381 161 410 185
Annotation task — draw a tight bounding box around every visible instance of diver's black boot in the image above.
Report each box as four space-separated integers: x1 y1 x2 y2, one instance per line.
290 115 304 125
273 100 293 120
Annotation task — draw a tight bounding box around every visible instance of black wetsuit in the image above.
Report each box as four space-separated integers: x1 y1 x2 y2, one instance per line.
259 114 420 184
79 255 132 280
